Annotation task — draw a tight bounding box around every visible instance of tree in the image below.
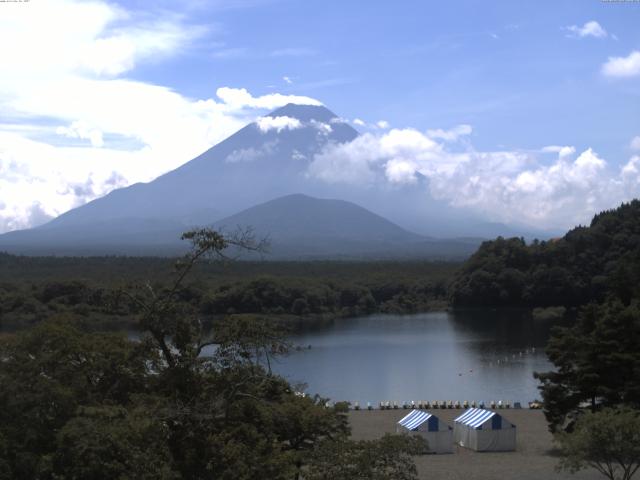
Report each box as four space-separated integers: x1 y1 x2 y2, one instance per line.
0 432 11 480
117 228 425 478
0 228 426 479
51 405 179 480
534 301 640 432
121 227 269 370
306 434 428 480
449 200 640 308
0 318 152 479
555 407 640 480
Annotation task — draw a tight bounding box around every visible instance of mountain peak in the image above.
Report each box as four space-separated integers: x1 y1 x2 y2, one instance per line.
267 103 338 123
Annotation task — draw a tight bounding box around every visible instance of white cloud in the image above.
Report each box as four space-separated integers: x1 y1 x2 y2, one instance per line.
0 130 130 232
215 87 321 109
307 133 381 185
622 156 640 188
0 0 322 233
542 145 576 159
307 130 640 231
565 20 608 39
329 117 348 125
602 50 640 78
283 76 293 84
56 121 104 147
630 136 640 151
309 120 332 135
225 140 279 163
256 116 302 133
427 124 472 142
350 118 392 130
0 0 199 81
385 159 418 184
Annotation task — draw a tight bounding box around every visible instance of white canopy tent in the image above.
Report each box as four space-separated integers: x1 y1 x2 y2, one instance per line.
453 408 516 452
396 410 453 454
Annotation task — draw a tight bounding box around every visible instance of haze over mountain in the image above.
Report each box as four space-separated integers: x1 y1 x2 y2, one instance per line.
39 103 359 230
213 194 480 259
0 103 546 257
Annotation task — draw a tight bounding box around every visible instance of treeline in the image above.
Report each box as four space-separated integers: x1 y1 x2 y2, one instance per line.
446 201 640 435
0 229 429 479
0 230 429 479
449 200 640 308
0 254 455 284
0 259 455 331
202 276 448 317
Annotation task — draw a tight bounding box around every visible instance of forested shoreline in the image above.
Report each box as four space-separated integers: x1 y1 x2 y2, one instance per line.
0 256 455 332
445 201 640 445
449 200 640 309
3 201 640 333
0 231 429 479
1 203 639 478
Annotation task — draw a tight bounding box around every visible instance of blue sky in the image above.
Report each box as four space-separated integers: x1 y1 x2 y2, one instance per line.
131 0 640 157
0 0 639 232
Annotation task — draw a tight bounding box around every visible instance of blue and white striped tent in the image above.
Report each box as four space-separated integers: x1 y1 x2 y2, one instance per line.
453 408 516 451
397 410 453 453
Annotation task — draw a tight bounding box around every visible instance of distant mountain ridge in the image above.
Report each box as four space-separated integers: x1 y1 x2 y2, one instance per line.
215 193 423 243
214 194 429 259
38 103 358 232
0 102 542 257
0 193 481 259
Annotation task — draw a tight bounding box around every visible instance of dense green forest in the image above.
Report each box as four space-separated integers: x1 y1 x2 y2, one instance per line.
0 254 455 331
448 202 640 437
0 230 427 479
443 202 640 438
1 203 639 477
449 200 640 308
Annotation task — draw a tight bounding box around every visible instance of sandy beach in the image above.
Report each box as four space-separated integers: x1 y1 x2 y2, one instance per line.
349 409 602 480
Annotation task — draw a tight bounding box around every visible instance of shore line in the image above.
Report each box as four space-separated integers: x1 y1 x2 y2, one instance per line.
304 396 544 411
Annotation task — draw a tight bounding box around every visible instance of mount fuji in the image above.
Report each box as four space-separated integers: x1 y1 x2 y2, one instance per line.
0 103 534 258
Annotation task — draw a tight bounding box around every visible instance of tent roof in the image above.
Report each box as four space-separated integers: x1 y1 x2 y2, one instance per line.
454 408 498 429
398 410 433 431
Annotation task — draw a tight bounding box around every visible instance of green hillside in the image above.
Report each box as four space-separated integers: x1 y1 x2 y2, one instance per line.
449 200 640 308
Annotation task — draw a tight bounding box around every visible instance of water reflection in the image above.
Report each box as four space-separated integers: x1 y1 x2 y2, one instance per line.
273 311 558 405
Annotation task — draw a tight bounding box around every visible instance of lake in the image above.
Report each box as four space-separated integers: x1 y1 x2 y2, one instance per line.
271 310 557 406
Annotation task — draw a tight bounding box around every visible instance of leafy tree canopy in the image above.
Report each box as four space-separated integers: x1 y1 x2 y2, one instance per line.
449 200 640 308
0 228 423 479
535 300 640 432
555 407 640 480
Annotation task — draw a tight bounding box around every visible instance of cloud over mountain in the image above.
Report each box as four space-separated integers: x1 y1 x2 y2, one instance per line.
256 116 303 133
307 129 640 230
0 0 323 233
0 0 638 238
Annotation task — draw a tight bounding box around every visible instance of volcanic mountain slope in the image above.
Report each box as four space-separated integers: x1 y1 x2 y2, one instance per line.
214 193 419 258
213 194 481 259
0 104 354 253
0 102 531 256
0 191 481 258
43 103 359 230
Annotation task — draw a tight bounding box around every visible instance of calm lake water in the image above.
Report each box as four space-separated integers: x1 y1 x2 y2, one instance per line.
272 310 557 406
